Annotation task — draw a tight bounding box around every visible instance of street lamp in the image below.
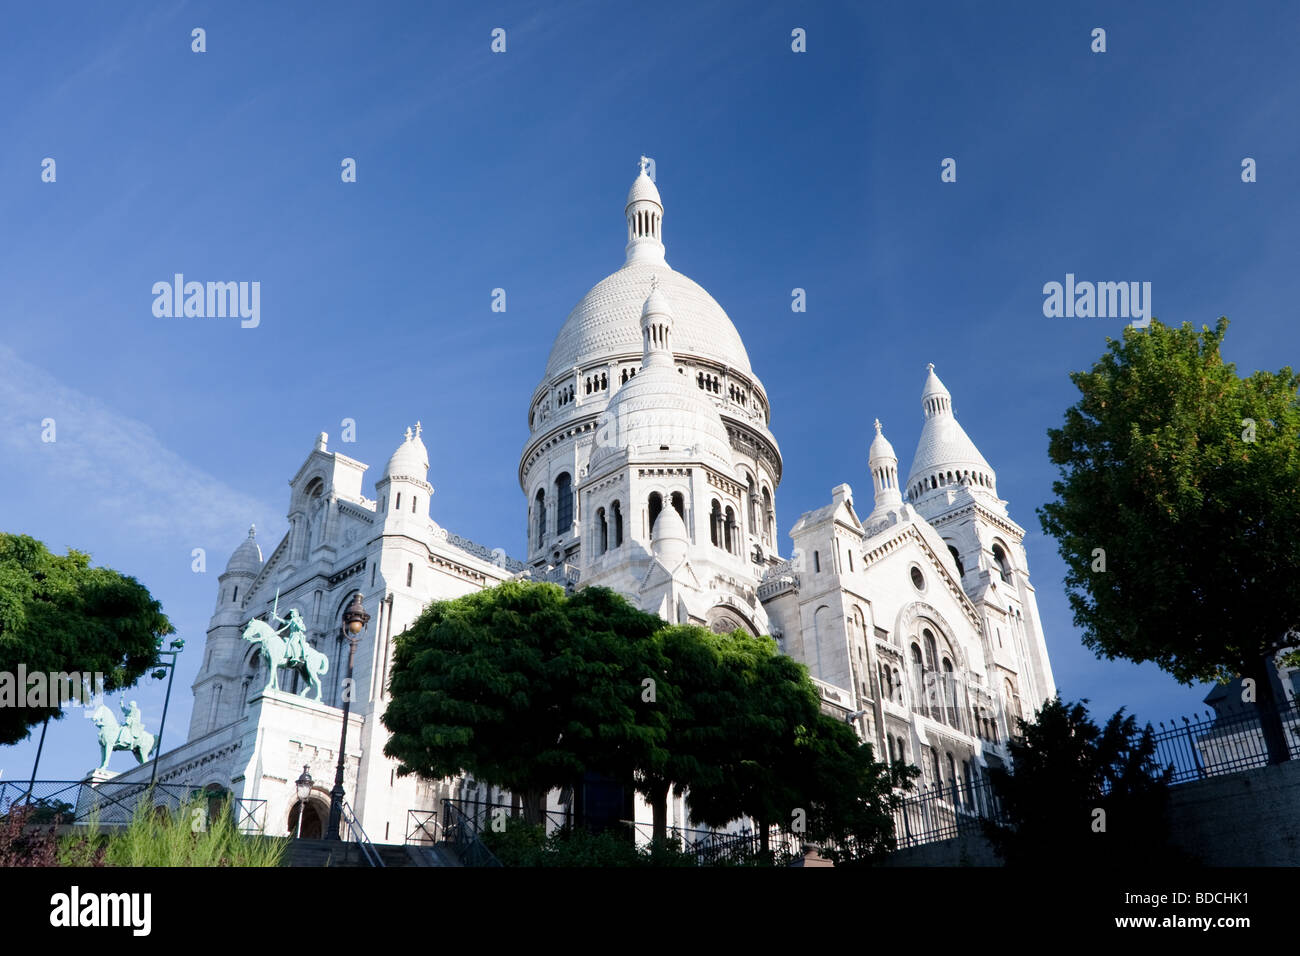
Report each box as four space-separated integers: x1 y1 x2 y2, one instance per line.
295 765 313 839
326 593 369 841
148 638 186 789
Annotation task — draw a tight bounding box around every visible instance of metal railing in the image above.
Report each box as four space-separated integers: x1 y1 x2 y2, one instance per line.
893 778 1006 850
440 799 502 867
0 780 266 833
405 809 441 845
892 704 1300 850
625 819 804 866
340 801 383 867
1150 704 1300 783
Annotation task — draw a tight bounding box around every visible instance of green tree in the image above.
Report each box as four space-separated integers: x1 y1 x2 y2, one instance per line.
0 533 172 745
382 582 661 823
983 697 1177 867
791 713 917 864
1038 318 1300 762
680 629 907 860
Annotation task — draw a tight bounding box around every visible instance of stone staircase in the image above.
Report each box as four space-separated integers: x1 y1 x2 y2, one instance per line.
286 838 460 867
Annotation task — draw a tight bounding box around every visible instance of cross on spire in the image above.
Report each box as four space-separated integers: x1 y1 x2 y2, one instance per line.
638 155 650 176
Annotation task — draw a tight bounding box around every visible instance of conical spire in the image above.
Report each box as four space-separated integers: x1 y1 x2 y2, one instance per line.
625 156 666 265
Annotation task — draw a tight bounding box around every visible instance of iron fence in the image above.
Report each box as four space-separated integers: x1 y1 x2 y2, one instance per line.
892 704 1300 850
624 819 804 866
405 809 441 845
893 778 1007 850
0 780 266 834
440 799 502 867
1150 704 1300 784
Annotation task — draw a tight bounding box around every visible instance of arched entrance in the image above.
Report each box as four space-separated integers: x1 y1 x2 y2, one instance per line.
288 797 328 839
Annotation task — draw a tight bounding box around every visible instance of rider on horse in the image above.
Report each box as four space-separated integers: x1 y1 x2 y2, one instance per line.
272 607 310 664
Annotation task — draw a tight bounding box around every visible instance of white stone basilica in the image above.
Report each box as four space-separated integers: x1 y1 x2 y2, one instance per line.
106 160 1056 844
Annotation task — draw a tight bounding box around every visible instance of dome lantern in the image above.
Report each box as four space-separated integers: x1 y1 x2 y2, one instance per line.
625 156 665 265
868 419 902 511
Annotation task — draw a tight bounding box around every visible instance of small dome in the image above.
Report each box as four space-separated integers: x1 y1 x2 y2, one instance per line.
590 367 734 473
906 366 995 494
651 505 690 566
225 525 263 575
384 423 429 481
626 170 662 209
641 279 673 321
868 419 897 464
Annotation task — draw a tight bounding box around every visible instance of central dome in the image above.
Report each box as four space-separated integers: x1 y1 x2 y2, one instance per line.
543 261 754 382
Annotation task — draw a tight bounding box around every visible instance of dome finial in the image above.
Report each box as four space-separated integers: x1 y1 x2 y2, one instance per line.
415 421 423 439
403 425 413 442
639 155 651 176
874 418 882 434
248 524 256 539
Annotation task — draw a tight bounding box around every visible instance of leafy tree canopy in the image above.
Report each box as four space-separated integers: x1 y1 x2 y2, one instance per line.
1038 318 1300 759
0 533 172 745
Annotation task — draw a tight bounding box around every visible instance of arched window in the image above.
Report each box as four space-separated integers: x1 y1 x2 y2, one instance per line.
612 501 623 547
724 506 737 553
534 488 546 548
762 487 773 542
596 507 608 554
648 492 663 535
232 586 238 602
948 545 965 577
941 658 958 729
406 563 413 587
887 736 896 762
555 474 573 534
992 542 1012 583
910 644 925 714
396 492 402 510
670 491 685 519
710 499 722 547
412 496 417 513
929 747 942 790
946 752 957 797
1004 678 1022 736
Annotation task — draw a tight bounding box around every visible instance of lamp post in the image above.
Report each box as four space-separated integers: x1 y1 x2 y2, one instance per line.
149 638 186 789
326 593 369 841
295 764 313 839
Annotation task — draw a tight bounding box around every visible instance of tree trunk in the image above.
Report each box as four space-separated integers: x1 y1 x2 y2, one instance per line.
1248 656 1291 766
522 788 545 826
649 780 670 848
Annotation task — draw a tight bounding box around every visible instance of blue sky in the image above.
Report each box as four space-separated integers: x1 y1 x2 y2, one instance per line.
2 0 1298 781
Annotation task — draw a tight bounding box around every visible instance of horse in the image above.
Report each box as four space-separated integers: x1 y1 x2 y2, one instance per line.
241 619 330 702
91 706 155 772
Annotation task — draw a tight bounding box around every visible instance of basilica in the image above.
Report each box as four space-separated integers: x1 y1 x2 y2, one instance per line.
105 160 1057 844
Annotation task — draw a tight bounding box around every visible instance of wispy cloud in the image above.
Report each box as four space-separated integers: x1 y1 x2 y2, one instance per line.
0 345 274 549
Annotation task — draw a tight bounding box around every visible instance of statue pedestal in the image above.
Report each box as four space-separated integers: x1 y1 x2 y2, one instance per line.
84 768 117 787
